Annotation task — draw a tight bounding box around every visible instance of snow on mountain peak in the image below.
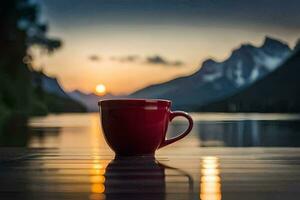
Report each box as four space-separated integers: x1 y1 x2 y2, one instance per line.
261 36 291 56
130 36 295 109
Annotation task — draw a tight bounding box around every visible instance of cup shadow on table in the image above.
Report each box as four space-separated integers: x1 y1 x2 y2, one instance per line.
101 156 194 200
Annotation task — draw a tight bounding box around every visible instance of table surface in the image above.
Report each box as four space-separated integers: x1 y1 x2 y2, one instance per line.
1 147 300 200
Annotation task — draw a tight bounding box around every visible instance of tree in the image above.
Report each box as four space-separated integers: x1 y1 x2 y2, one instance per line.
0 0 62 116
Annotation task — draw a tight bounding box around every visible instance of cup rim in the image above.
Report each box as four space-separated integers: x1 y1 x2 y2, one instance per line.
98 98 171 107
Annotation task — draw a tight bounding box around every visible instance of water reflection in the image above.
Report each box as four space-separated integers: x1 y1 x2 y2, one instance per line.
27 113 110 150
29 127 60 148
0 115 29 146
168 115 300 147
197 120 300 147
200 156 221 200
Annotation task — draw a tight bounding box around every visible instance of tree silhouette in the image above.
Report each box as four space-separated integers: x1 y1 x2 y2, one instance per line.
0 0 62 116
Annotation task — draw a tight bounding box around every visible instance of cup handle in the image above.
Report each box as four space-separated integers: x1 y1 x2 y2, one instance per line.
159 111 193 148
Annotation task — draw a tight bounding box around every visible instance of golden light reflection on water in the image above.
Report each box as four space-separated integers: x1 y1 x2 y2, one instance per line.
200 156 222 200
90 115 102 152
89 114 108 199
89 157 107 200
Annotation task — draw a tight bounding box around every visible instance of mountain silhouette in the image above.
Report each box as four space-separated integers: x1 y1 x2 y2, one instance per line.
197 49 300 112
130 37 292 110
32 71 86 113
32 71 70 99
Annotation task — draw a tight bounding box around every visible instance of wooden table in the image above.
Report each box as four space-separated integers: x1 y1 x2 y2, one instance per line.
1 147 300 200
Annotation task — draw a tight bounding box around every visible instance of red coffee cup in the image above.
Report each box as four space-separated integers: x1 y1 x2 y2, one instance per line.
98 99 193 156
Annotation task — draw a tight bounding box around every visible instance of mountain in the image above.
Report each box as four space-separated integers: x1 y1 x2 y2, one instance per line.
295 39 300 51
68 90 119 112
31 71 86 113
130 37 292 110
197 49 300 112
32 71 119 112
32 71 70 99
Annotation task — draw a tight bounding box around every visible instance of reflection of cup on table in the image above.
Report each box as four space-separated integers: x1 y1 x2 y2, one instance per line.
104 156 166 200
104 156 194 200
98 99 193 156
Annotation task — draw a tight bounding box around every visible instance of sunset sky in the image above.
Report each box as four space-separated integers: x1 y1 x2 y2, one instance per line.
34 0 300 95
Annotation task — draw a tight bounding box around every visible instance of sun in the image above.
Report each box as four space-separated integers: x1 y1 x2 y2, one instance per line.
95 84 106 95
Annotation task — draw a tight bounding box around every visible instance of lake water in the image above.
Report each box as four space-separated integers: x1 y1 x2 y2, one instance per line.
1 113 300 200
25 112 300 150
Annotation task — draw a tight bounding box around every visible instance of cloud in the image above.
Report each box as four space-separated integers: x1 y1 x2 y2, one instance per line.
88 55 101 62
145 55 184 67
110 55 140 62
110 54 184 67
